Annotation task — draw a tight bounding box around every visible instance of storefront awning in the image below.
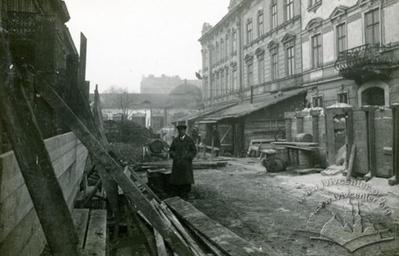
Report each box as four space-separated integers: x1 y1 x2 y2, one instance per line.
172 102 238 124
202 88 307 122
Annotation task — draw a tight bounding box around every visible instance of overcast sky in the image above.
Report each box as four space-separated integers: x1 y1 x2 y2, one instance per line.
65 0 230 93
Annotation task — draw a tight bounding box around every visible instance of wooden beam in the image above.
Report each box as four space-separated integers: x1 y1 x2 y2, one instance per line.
346 145 356 181
165 197 273 256
389 104 399 185
79 33 87 84
220 127 232 144
34 80 196 256
0 35 80 255
69 81 120 225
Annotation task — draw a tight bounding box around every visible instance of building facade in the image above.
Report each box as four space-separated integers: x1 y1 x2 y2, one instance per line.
287 0 399 182
198 0 306 155
198 0 399 182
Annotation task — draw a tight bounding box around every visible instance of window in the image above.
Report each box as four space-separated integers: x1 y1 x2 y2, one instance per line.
311 34 323 68
225 34 229 58
365 9 380 45
338 92 348 104
258 56 265 84
286 46 295 76
246 18 253 44
271 0 278 29
232 29 237 54
257 10 264 37
286 0 294 21
215 42 219 62
271 48 279 80
232 69 237 91
247 62 254 87
221 71 225 95
336 23 347 53
220 39 224 61
312 96 323 107
225 69 229 93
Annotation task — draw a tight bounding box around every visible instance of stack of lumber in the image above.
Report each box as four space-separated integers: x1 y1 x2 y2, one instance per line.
138 160 227 170
165 197 277 256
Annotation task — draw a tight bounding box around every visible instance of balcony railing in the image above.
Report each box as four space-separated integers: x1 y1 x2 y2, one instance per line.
334 44 396 83
2 11 45 37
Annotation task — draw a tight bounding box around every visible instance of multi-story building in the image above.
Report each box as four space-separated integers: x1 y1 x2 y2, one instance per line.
197 0 306 155
285 0 399 183
196 0 399 181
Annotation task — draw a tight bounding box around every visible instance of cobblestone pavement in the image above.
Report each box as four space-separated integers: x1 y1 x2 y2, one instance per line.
188 158 399 256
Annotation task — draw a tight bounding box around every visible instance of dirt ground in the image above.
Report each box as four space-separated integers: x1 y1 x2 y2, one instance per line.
187 158 399 256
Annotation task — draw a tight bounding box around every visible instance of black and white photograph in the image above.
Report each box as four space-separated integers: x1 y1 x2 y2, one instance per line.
0 0 399 255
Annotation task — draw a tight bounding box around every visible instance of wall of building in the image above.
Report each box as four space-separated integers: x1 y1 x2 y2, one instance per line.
0 132 88 256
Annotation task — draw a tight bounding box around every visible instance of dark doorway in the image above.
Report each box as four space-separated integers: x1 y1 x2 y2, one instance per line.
361 87 385 106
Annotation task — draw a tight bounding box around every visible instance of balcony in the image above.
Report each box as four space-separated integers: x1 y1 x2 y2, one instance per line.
2 11 47 38
334 44 397 84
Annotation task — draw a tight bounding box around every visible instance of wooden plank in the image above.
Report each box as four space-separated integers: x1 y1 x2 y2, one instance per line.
72 209 90 248
0 34 80 256
220 127 232 144
140 161 227 170
165 197 272 256
155 202 206 256
186 225 226 256
389 104 399 185
35 81 195 256
154 229 168 256
346 145 356 180
84 209 107 255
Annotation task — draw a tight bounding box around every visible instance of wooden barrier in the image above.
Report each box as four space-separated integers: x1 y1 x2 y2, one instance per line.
0 132 88 256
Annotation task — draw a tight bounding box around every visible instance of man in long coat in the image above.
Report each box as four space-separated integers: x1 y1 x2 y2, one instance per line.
169 124 197 197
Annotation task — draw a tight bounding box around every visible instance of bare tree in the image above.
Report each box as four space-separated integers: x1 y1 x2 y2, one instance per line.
104 86 133 121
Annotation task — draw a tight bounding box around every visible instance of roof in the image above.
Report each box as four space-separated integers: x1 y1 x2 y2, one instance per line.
202 88 307 122
173 102 239 123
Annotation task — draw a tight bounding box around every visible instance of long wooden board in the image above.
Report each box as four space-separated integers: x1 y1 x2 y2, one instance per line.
84 210 107 256
139 161 227 170
165 197 274 256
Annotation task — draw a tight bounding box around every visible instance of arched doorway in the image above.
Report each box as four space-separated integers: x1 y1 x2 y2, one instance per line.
358 81 390 178
358 80 390 107
361 87 385 106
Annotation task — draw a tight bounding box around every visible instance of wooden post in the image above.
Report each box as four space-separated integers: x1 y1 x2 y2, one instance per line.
35 80 195 256
79 33 87 84
284 112 295 142
295 112 304 134
389 104 399 185
0 32 80 256
310 109 320 143
0 119 2 154
364 107 377 179
69 82 119 225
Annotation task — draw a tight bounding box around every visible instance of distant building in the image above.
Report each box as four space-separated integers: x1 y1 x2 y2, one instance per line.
95 85 202 132
140 74 201 94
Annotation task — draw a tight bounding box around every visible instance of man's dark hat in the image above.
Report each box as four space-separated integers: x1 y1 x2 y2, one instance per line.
176 124 187 129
